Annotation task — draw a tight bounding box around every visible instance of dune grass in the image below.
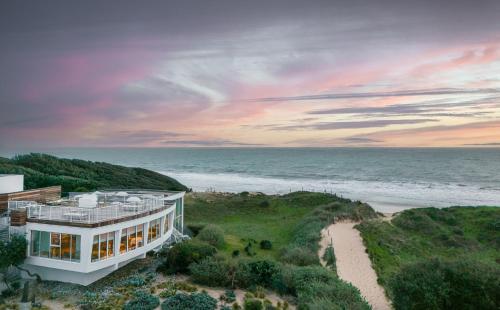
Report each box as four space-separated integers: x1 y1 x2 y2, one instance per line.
357 206 500 287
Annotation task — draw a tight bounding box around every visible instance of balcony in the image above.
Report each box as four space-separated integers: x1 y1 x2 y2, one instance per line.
8 191 177 227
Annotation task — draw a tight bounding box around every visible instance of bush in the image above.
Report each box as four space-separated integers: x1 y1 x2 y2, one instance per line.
244 243 256 256
271 265 370 309
175 281 198 292
157 240 217 274
232 250 240 257
120 275 146 287
123 291 160 310
187 224 206 237
389 258 500 310
244 298 263 310
159 287 177 298
189 256 233 287
221 289 236 303
322 245 336 271
259 201 270 208
280 247 319 266
236 259 280 288
198 224 226 249
259 240 272 250
161 292 217 310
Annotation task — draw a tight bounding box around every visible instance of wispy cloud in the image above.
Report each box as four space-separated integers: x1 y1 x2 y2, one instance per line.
269 118 438 131
249 88 500 102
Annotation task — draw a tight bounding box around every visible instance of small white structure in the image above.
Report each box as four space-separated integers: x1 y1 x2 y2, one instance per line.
9 190 185 286
0 174 24 194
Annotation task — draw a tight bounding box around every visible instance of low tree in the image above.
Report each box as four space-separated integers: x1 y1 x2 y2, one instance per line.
0 234 32 289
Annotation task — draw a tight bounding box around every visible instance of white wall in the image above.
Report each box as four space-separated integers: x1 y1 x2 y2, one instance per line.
0 174 24 194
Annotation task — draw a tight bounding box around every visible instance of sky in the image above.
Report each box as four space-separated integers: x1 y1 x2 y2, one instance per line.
1 0 500 148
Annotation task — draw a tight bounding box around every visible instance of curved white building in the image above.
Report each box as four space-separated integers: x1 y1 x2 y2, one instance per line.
8 190 185 286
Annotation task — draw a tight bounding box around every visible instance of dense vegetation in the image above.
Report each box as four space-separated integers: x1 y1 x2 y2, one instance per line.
184 191 375 260
169 191 378 309
358 207 500 309
0 153 188 193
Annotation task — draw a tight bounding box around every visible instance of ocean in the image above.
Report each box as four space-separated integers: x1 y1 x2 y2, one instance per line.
2 147 500 212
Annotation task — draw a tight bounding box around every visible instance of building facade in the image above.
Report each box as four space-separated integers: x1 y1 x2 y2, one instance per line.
2 179 185 286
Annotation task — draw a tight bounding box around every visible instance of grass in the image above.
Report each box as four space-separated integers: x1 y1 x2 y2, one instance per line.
184 191 343 259
357 206 500 288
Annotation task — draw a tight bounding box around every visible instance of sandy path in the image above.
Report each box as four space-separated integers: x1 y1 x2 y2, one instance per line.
320 222 392 310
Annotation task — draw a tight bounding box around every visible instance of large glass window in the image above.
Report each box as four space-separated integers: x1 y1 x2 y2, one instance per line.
120 224 144 253
71 235 81 262
50 233 61 259
108 232 114 258
92 231 116 262
148 218 161 242
61 234 71 261
31 231 40 256
92 235 99 261
164 213 172 234
30 230 80 262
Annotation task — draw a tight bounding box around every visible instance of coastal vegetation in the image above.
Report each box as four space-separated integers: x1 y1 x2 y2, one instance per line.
358 207 500 309
0 153 188 194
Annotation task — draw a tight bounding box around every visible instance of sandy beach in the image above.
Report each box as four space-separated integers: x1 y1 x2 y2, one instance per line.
319 221 392 310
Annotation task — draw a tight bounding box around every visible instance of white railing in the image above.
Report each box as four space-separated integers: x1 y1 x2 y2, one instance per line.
8 200 173 224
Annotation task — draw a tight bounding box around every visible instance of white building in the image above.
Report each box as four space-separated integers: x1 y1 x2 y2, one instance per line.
7 189 185 286
0 174 24 194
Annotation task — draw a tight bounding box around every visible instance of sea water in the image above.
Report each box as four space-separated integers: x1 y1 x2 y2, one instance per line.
2 147 499 212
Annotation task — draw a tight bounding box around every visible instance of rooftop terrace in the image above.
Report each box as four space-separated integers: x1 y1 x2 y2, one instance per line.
8 190 182 227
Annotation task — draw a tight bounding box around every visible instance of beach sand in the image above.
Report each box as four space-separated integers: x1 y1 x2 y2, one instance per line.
319 221 392 310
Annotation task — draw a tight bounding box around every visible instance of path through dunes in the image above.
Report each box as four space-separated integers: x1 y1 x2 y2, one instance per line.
319 222 392 310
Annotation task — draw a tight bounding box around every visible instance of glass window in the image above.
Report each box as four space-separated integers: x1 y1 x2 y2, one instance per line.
99 233 108 260
30 230 80 262
50 233 61 259
137 224 143 248
128 226 136 250
92 235 99 262
148 218 161 242
71 235 81 262
61 234 71 261
120 228 127 254
108 232 114 257
31 230 40 256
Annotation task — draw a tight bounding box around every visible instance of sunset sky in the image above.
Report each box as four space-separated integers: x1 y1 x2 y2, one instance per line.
1 0 500 148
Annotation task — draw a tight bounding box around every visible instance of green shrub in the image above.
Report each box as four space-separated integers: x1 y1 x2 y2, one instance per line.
236 259 280 288
232 250 240 257
259 201 270 208
159 287 177 298
244 243 256 256
271 264 369 309
175 281 198 292
157 240 217 274
221 289 236 303
280 247 318 266
322 245 336 272
198 224 226 249
189 256 233 287
259 240 272 250
123 291 160 310
389 258 500 310
244 298 263 310
161 292 217 310
120 275 146 287
187 224 206 237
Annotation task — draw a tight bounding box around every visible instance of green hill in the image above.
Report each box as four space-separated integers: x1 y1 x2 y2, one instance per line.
0 153 188 194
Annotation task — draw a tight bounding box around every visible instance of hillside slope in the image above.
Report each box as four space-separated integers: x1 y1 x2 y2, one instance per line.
0 153 188 193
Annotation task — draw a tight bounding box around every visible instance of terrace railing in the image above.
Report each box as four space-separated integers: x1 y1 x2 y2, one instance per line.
8 199 172 224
